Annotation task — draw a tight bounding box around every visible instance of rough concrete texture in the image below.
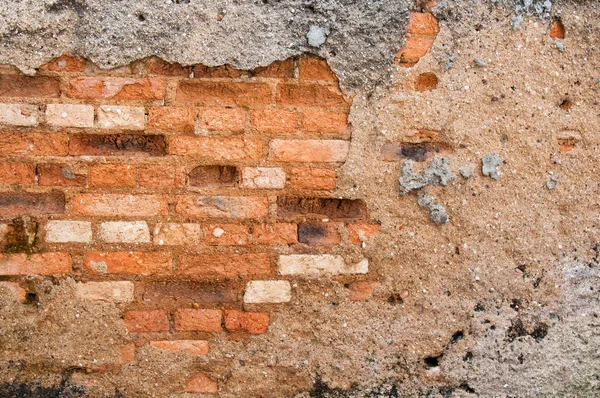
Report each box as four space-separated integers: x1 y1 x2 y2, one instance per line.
2 0 600 397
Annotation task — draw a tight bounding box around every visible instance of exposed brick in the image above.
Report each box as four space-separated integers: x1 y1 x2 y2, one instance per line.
290 168 336 190
150 340 210 355
178 253 270 277
40 54 86 72
124 310 169 332
0 162 34 185
347 224 381 245
143 57 191 76
269 139 350 162
188 165 238 188
69 134 166 156
348 282 378 301
252 223 298 245
0 103 40 126
37 164 87 187
153 223 203 246
251 109 298 133
298 222 341 245
203 224 250 246
97 105 145 130
197 107 246 132
400 129 444 144
120 343 136 363
0 281 27 302
406 12 440 36
99 221 151 243
0 75 60 98
0 252 71 275
88 164 136 187
395 36 436 67
169 137 262 160
176 81 271 106
298 57 337 81
84 252 172 275
301 110 348 133
72 194 167 216
0 219 37 253
0 133 68 156
244 280 292 303
174 309 222 332
253 59 295 78
147 106 194 132
0 192 65 216
45 220 92 243
278 254 368 275
193 64 241 78
224 310 269 334
277 197 367 220
139 164 177 187
550 20 565 39
176 196 268 219
67 77 165 100
75 281 135 303
276 83 349 108
414 72 439 92
380 142 452 162
186 373 218 394
141 281 237 305
45 104 94 128
241 167 286 189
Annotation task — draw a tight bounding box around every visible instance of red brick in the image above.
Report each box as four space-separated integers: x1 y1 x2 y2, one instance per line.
0 192 65 216
406 12 440 36
290 168 336 190
0 252 71 275
415 72 438 92
276 83 349 108
395 36 436 66
298 222 341 245
193 64 241 78
253 59 295 79
277 197 367 221
37 164 87 187
269 139 349 163
198 107 246 132
69 134 166 157
176 81 271 106
72 194 168 216
251 109 298 133
120 343 136 363
252 223 298 245
148 106 194 132
66 77 165 100
0 162 34 185
124 310 169 332
138 164 176 187
178 253 270 277
188 166 238 188
0 75 60 98
0 133 68 156
301 110 348 133
176 196 268 219
347 224 381 245
203 224 250 246
150 340 210 355
224 310 269 334
143 57 191 76
174 309 222 331
298 57 337 81
169 137 262 160
88 164 136 187
186 373 218 394
348 282 378 301
40 54 86 72
550 20 565 39
142 281 237 305
83 252 172 275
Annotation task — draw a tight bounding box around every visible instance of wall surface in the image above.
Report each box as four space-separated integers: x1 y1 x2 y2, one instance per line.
1 0 600 397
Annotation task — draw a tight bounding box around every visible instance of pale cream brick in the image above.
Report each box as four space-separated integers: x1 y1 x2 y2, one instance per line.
0 103 40 126
99 221 150 243
241 167 286 189
75 281 134 303
278 254 368 275
244 280 292 303
45 220 92 243
98 105 145 129
45 104 94 128
152 223 202 246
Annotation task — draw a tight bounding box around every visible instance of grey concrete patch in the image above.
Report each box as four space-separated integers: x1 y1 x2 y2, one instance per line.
459 165 473 179
482 153 502 180
399 157 455 195
417 192 449 225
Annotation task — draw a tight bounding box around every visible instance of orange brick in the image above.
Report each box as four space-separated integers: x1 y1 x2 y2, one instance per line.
88 164 136 187
290 168 336 190
298 57 337 81
251 109 298 133
169 137 262 160
406 12 440 36
347 224 380 245
68 134 166 157
67 77 165 100
186 373 218 394
269 139 349 163
276 83 349 108
176 81 271 106
124 310 169 332
348 282 378 301
0 75 60 98
298 222 341 245
143 57 191 76
120 343 136 363
301 110 348 133
0 162 34 185
37 164 87 187
396 36 436 66
138 164 176 187
198 107 246 132
0 192 65 216
0 132 68 156
193 64 241 78
178 253 270 277
148 107 194 132
150 340 210 355
224 310 269 334
176 196 268 219
415 72 439 92
84 252 172 275
40 54 86 72
203 224 250 246
0 281 27 302
253 59 295 79
550 20 565 39
174 309 222 332
252 223 298 245
0 253 71 276
72 194 168 216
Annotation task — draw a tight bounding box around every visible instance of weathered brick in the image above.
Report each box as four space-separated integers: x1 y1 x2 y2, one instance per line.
193 64 241 78
0 75 60 98
186 373 218 394
300 110 348 134
176 196 268 219
348 282 378 301
37 164 87 187
139 164 177 187
45 104 94 128
72 194 167 217
241 167 286 189
124 310 169 332
347 224 380 245
298 57 337 82
99 221 150 243
395 36 436 66
169 137 262 160
188 165 238 188
174 309 222 332
150 340 210 355
253 59 295 79
0 281 27 302
251 109 298 133
277 197 367 220
0 219 37 252
550 20 565 39
0 162 34 185
244 280 292 303
75 281 134 303
84 252 172 275
380 142 452 162
147 106 194 132
141 281 237 305
67 77 165 100
0 133 68 156
98 105 145 130
414 72 439 92
297 222 341 245
120 343 136 363
269 139 350 162
0 192 65 216
143 57 191 76
203 224 250 246
178 253 270 277
40 54 86 72
45 220 92 243
278 254 368 275
197 107 246 132
0 252 71 275
152 223 202 246
276 83 349 108
89 164 136 187
176 81 271 106
290 168 336 190
406 12 440 36
224 310 269 334
0 103 40 126
69 134 166 156
252 223 298 245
